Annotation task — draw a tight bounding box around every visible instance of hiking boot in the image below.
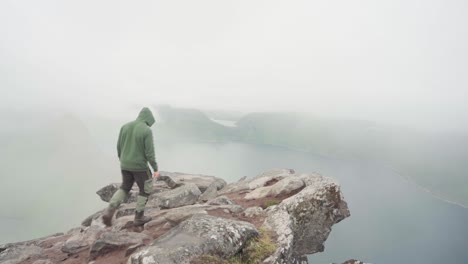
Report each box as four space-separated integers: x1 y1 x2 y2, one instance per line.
134 211 151 226
102 207 116 227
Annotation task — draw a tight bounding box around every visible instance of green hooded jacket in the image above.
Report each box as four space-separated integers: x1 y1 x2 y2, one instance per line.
117 107 158 172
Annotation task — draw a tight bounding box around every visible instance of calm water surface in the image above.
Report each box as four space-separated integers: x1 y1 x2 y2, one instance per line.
158 141 468 264
2 141 467 263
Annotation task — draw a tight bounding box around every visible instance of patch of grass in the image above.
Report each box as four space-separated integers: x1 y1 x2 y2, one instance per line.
228 228 277 264
191 228 276 264
262 199 280 209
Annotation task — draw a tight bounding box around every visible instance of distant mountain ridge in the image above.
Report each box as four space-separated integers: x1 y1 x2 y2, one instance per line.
154 105 468 207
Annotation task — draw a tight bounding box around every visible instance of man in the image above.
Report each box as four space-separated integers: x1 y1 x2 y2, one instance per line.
102 107 159 227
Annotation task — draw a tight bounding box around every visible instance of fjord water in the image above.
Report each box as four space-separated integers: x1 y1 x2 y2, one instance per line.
155 141 468 264
1 135 467 263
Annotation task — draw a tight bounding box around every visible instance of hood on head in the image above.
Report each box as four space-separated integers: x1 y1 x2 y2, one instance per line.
137 107 155 127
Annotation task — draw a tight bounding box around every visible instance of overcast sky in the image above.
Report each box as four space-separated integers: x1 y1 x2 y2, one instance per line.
1 0 467 131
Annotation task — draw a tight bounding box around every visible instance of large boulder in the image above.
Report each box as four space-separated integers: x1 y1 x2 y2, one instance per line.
269 176 305 196
219 168 295 195
244 174 305 200
81 209 105 227
150 183 202 209
0 244 43 264
207 195 234 205
244 206 264 218
263 173 350 263
61 226 105 254
158 175 180 189
128 214 258 264
248 168 295 189
198 182 218 202
244 186 272 200
161 172 226 192
90 231 151 259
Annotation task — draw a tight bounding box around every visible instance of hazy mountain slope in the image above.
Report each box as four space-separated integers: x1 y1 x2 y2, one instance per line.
155 105 238 141
0 113 119 243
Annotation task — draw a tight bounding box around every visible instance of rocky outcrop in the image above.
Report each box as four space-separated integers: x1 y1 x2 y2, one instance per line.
128 215 258 264
263 174 350 263
0 244 43 264
1 169 352 264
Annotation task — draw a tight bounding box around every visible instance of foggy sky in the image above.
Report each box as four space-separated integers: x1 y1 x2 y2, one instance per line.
1 0 467 131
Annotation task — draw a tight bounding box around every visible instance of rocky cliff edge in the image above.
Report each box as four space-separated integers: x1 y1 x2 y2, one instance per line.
0 169 361 264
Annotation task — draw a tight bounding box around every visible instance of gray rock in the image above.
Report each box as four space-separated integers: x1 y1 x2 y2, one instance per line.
244 176 305 200
297 172 326 187
244 206 264 217
116 205 160 220
126 243 146 257
237 176 247 182
207 195 234 205
263 174 350 263
82 209 104 227
244 186 273 200
90 231 150 259
116 203 137 219
150 183 201 209
32 260 54 264
158 175 180 189
0 245 43 264
128 215 258 264
225 205 244 214
219 168 295 195
218 181 249 195
111 215 135 232
96 183 138 203
62 226 105 254
341 260 371 264
144 217 167 230
162 172 226 192
203 204 244 214
143 205 208 230
248 168 294 190
198 182 218 202
162 207 208 225
269 176 305 197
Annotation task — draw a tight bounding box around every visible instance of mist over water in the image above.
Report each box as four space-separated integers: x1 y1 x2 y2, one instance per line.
0 109 467 264
1 1 467 263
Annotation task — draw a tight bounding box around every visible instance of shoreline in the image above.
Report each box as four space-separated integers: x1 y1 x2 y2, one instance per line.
385 165 468 209
402 175 468 209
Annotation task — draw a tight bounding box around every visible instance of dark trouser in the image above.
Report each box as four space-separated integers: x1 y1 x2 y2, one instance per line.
120 170 152 197
109 170 153 212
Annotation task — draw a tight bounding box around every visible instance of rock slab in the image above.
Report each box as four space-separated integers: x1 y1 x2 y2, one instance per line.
150 183 202 209
128 214 258 264
90 231 150 259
